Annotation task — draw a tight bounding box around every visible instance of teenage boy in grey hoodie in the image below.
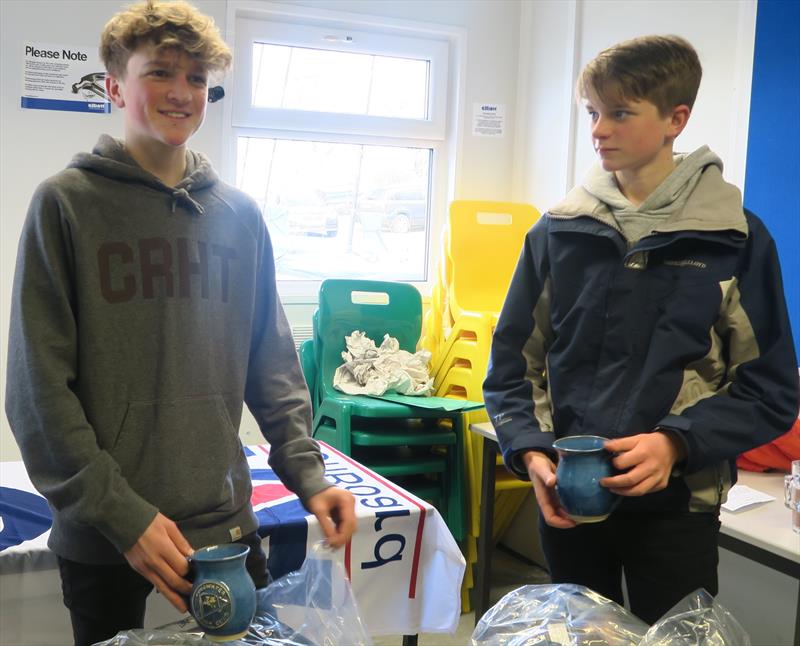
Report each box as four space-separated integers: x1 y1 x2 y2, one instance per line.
483 35 798 623
5 2 356 644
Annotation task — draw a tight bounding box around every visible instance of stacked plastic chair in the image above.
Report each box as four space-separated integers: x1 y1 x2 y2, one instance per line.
421 200 541 611
302 279 467 542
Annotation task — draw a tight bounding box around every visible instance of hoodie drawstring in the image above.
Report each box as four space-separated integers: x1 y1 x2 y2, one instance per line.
170 187 205 215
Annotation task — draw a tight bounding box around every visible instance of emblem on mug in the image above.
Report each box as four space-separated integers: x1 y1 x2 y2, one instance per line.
191 580 234 629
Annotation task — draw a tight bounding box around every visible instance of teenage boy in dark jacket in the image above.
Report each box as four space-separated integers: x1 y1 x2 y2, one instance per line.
483 34 798 624
5 2 356 644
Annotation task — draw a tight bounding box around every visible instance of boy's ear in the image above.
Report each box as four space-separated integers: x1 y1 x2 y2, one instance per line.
669 104 691 137
106 74 125 109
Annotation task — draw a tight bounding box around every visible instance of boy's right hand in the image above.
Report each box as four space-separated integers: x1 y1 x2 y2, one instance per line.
124 512 194 613
521 450 576 529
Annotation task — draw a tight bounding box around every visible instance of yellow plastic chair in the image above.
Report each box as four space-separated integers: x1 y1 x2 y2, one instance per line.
420 228 452 360
435 363 530 612
429 311 494 382
420 279 445 357
421 200 541 609
446 200 540 324
429 201 538 384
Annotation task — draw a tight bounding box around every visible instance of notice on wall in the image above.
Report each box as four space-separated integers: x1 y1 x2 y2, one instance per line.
21 42 110 114
473 103 505 137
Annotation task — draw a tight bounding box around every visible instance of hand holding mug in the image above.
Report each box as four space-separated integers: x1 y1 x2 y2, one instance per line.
123 512 193 612
522 450 577 529
601 430 686 496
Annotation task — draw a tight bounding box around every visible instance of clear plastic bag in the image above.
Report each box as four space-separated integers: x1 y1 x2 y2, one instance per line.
471 584 750 646
639 588 750 646
470 583 649 646
96 542 372 646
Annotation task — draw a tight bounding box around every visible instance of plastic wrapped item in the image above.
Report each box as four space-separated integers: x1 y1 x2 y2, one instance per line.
470 583 649 646
96 542 372 646
471 584 750 646
640 588 750 646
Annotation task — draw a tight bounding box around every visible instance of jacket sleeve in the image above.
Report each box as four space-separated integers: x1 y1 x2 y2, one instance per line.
242 208 330 506
5 182 158 553
483 218 556 478
658 212 799 473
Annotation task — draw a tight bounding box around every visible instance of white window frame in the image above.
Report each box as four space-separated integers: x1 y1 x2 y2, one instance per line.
232 19 449 140
223 1 465 304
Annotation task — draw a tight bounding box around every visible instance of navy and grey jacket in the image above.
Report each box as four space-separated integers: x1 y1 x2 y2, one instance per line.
484 162 798 514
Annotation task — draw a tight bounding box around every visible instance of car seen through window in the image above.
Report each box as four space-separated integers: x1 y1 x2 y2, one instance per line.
356 186 428 234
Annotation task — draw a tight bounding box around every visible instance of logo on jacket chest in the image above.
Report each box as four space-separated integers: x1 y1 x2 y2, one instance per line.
97 237 237 304
623 252 709 271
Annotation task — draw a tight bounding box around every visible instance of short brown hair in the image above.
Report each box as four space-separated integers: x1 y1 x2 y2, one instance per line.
100 0 232 79
577 35 702 116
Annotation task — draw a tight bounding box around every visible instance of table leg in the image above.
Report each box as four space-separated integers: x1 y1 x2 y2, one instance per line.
402 634 418 646
473 436 497 626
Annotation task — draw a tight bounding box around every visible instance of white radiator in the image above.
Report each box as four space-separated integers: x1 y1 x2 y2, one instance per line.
291 324 314 350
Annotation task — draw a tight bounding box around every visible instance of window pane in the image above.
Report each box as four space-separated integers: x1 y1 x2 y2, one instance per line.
236 137 431 282
251 43 429 119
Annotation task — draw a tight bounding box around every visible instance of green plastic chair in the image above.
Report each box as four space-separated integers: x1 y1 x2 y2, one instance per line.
310 279 466 540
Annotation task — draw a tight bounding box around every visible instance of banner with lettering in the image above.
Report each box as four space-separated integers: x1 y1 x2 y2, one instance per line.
247 442 465 635
21 42 110 114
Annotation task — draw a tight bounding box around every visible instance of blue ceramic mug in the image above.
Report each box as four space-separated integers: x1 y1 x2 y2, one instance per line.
189 543 256 642
552 435 620 523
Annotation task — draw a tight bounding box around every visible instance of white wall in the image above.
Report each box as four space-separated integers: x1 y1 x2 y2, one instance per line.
515 0 756 211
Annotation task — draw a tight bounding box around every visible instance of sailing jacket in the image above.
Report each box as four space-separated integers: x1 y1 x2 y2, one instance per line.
484 160 798 513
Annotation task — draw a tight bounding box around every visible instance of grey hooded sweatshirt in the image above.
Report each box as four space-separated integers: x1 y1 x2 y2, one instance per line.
6 135 331 564
580 145 729 246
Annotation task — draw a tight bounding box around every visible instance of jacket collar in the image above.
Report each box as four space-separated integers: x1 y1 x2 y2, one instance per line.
548 163 748 240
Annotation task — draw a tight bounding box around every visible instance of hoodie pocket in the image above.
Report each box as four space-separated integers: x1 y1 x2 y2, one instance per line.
112 395 242 521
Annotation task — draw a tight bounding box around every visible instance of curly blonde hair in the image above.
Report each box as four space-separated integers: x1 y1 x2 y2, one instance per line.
100 0 232 78
577 35 702 116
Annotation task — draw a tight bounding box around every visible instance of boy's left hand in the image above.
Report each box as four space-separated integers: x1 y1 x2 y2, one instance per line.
600 431 686 496
306 486 357 548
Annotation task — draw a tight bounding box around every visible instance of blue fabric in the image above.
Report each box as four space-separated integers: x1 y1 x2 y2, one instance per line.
250 468 282 481
246 446 310 580
0 486 52 550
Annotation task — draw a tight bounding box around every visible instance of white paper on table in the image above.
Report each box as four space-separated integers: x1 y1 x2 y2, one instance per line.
721 484 776 511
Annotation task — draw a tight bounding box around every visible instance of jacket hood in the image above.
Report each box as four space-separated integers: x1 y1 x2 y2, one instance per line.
549 145 748 238
67 134 219 216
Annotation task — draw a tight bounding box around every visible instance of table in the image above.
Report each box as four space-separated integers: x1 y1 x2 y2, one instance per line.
718 470 800 645
468 421 800 643
0 442 465 645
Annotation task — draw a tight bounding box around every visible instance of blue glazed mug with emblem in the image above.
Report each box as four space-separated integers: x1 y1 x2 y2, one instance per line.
189 544 256 642
553 435 620 523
